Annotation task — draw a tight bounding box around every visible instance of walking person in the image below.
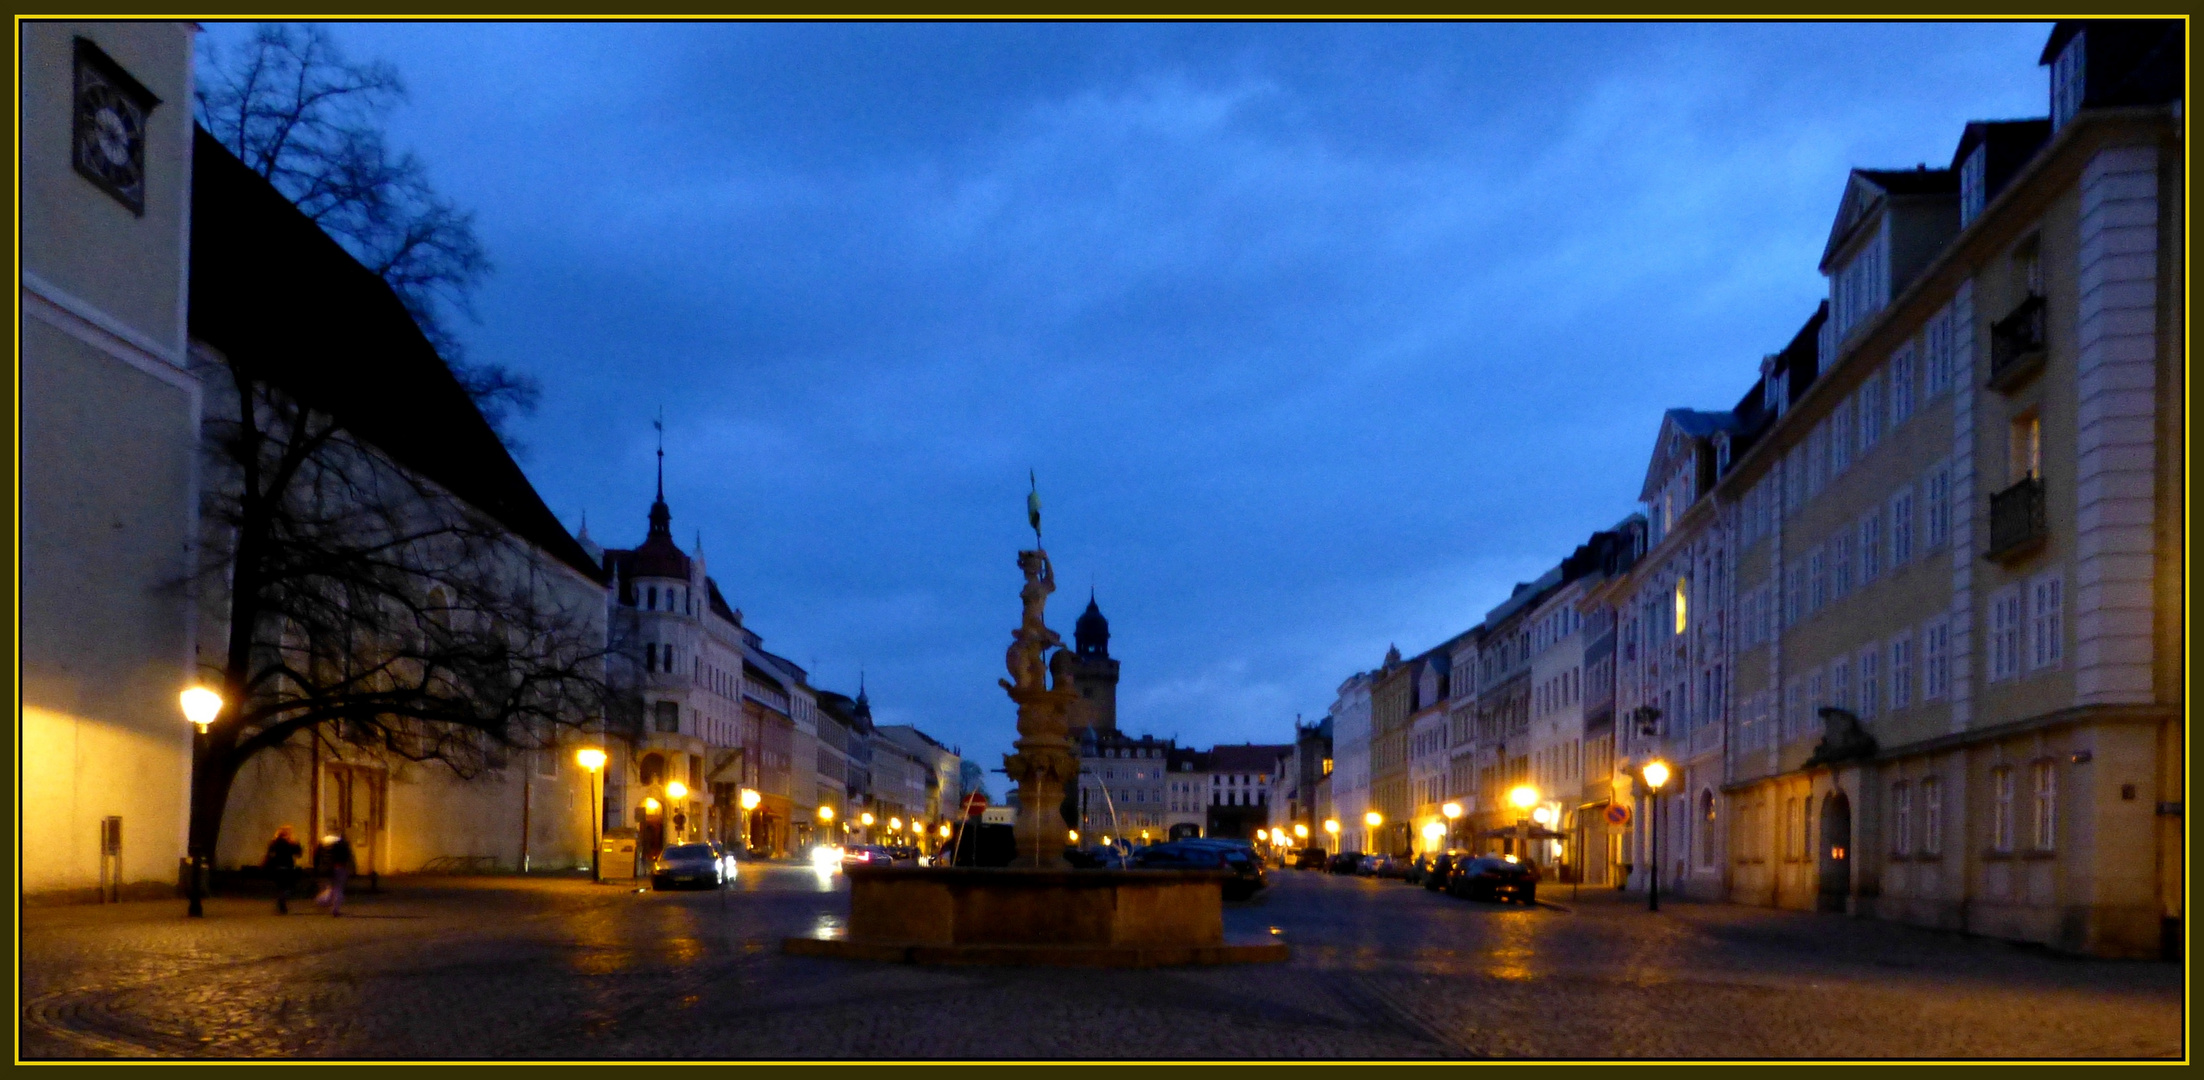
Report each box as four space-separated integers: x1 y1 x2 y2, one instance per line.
262 826 303 914
315 833 357 916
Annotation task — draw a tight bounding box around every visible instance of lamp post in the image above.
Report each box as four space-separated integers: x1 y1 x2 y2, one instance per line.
179 686 223 918
740 788 763 852
1323 818 1339 854
1640 760 1671 912
1441 802 1462 849
576 747 607 883
1509 784 1539 862
1363 810 1382 855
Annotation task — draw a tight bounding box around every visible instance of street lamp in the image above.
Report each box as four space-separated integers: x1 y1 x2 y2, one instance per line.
817 805 835 823
1293 822 1309 840
739 788 762 811
576 747 607 882
1420 821 1445 850
1509 784 1539 860
1323 818 1340 854
860 812 875 827
1640 759 1671 912
179 686 224 917
1441 801 1462 848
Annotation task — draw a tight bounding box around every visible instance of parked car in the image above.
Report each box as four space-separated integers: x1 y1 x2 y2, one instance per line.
1423 851 1471 892
1326 851 1364 874
1403 853 1439 885
884 844 922 865
1131 841 1266 900
1358 853 1402 877
1445 855 1540 904
1293 847 1328 870
1064 845 1129 869
650 841 736 890
841 844 895 867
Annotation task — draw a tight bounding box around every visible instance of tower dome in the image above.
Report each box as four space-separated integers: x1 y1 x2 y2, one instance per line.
1075 592 1110 657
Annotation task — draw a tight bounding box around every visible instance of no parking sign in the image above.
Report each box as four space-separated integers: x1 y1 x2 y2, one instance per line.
1605 803 1631 827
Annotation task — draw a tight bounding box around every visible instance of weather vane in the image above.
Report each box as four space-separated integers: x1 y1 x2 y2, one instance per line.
1027 469 1043 547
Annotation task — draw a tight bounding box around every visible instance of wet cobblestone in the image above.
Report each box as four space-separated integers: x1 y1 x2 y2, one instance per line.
19 866 2182 1059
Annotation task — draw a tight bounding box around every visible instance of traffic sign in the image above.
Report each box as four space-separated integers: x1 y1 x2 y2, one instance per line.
961 792 989 816
1604 803 1631 826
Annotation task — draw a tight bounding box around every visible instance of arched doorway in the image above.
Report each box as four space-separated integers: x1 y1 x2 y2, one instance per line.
1817 789 1852 912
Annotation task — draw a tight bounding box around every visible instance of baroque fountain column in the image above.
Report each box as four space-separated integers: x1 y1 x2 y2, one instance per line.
1000 548 1081 869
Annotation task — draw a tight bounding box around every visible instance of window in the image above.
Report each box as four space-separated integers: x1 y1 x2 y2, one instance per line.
1674 577 1689 635
1925 305 1955 396
645 643 657 671
1892 781 1913 856
1990 586 2024 681
1785 446 1807 512
1925 463 1952 550
2031 760 2057 850
1860 513 1883 583
1891 343 1918 424
1786 562 1807 626
1832 658 1852 712
1809 545 1828 612
1857 647 1880 720
1922 777 1945 856
1832 530 1853 599
1783 679 1804 740
1890 634 1915 710
1832 397 1854 475
1890 488 1916 565
648 586 658 609
1808 422 1830 497
1807 668 1826 718
2051 30 2085 130
1923 617 1951 701
2030 572 2064 671
653 700 680 734
1992 767 2015 852
1862 370 1886 450
1783 796 1799 861
2010 412 2042 484
1959 143 1988 227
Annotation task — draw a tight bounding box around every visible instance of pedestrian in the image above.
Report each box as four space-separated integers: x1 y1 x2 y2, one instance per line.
262 826 303 914
315 833 356 916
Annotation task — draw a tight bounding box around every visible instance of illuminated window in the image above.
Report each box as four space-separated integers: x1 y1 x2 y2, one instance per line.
1674 578 1689 635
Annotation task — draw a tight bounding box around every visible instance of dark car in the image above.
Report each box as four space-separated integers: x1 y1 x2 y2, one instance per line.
1063 845 1129 869
1423 851 1471 891
1403 853 1439 885
1446 855 1541 904
1293 847 1328 870
1326 851 1363 874
841 844 895 867
650 841 735 890
1131 841 1266 900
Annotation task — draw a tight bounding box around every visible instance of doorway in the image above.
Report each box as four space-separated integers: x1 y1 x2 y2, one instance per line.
1817 789 1852 912
321 764 385 873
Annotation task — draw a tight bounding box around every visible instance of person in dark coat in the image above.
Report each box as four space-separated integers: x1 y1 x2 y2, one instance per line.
262 826 303 913
315 834 357 916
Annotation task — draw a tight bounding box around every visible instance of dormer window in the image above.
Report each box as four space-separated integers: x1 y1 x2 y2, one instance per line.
1766 370 1789 416
1959 143 1987 227
2050 30 2085 130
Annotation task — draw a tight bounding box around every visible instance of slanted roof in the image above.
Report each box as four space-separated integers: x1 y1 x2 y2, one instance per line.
1209 744 1290 773
1636 408 1735 503
1819 168 1956 272
187 127 603 583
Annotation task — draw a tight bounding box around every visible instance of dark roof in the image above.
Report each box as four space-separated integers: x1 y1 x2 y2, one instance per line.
2040 21 2182 113
1208 744 1291 773
186 127 603 583
600 491 693 594
1665 408 1738 439
1074 593 1110 656
706 579 739 625
1854 166 1959 196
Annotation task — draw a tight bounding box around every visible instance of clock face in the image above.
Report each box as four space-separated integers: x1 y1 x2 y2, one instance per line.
71 39 156 215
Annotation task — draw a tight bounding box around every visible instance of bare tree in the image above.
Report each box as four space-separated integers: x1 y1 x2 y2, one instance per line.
195 23 538 433
183 360 621 909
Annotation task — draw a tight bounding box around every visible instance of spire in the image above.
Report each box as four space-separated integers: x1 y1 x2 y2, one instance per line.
646 412 672 541
1075 592 1110 657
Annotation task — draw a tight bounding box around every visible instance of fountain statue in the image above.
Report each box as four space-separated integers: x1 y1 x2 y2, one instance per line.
779 481 1286 967
999 548 1081 869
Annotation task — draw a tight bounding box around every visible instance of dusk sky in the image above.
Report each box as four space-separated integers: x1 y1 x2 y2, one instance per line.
201 21 2052 766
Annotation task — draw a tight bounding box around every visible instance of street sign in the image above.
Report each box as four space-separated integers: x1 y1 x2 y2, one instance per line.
961 792 989 816
1605 803 1631 827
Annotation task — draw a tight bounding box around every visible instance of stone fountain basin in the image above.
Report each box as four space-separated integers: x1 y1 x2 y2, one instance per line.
782 865 1289 967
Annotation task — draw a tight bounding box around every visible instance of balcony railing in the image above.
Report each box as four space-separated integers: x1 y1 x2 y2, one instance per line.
1988 294 2048 391
1986 476 2048 562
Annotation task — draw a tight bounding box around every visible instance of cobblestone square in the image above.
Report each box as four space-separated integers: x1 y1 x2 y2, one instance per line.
19 865 2182 1060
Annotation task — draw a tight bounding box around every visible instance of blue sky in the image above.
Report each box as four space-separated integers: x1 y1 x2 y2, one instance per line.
201 20 2053 764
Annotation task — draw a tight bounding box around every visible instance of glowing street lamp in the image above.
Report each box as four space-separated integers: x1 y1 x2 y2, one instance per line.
1641 759 1672 912
1293 822 1309 839
1364 810 1383 828
665 780 688 801
1323 818 1340 854
180 686 225 917
888 817 903 832
739 788 763 811
860 812 875 827
576 747 607 882
1420 821 1446 849
1068 830 1080 844
1508 784 1541 861
817 805 835 823
179 686 223 732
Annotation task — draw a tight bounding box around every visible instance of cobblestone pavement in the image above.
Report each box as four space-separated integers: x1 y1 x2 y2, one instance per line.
19 865 2183 1060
